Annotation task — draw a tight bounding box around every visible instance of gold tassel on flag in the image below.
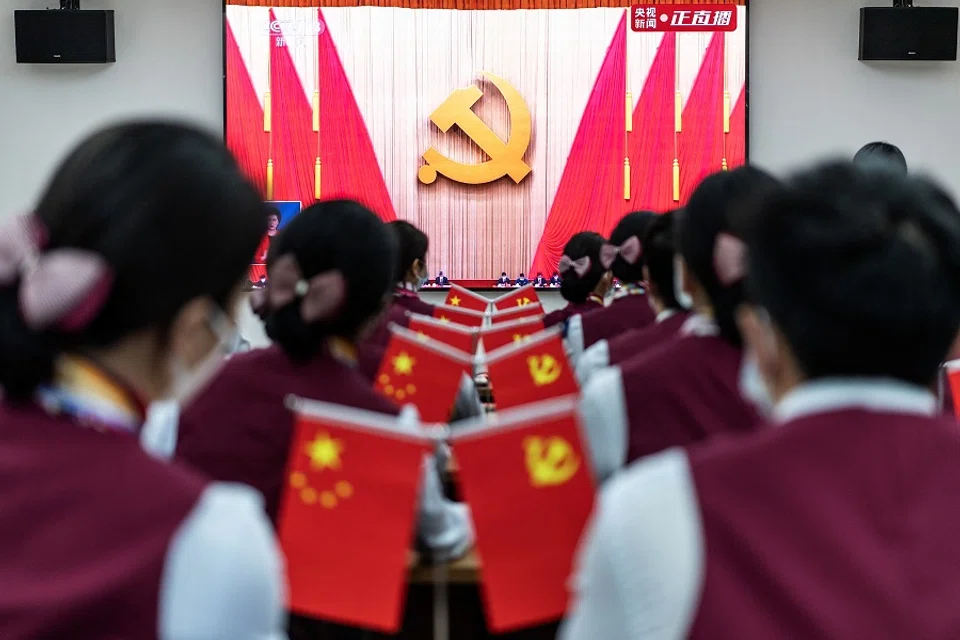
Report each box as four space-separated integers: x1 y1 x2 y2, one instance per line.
623 157 631 201
674 91 682 133
264 92 272 132
266 159 274 200
722 158 728 171
723 90 731 133
626 92 633 132
312 91 320 133
672 159 680 202
315 157 322 200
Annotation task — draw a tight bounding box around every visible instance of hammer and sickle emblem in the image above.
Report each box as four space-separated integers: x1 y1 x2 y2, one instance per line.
516 297 532 307
418 72 532 186
524 436 580 487
527 354 562 387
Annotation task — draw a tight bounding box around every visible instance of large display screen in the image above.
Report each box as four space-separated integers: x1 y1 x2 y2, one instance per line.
226 2 748 281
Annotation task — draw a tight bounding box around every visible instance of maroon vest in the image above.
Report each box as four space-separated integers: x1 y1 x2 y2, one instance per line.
0 404 206 640
176 345 399 523
621 334 760 463
607 311 689 366
393 291 435 317
688 409 960 638
364 303 411 349
544 298 604 329
581 293 656 348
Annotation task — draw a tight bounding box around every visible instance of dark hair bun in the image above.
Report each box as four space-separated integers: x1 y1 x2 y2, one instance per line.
608 211 657 282
559 231 607 304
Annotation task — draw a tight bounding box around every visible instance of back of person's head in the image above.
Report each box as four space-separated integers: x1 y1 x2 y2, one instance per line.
605 211 657 282
559 231 608 303
854 141 907 175
677 166 780 346
264 200 396 360
0 121 266 400
744 161 960 386
388 220 428 284
643 210 681 311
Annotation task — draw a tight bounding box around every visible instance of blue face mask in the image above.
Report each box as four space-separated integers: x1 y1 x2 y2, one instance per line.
416 264 429 290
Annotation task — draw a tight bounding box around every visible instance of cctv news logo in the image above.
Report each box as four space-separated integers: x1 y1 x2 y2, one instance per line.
267 19 325 47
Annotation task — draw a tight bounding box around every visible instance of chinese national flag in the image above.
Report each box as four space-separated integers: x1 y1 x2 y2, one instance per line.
374 324 473 422
407 313 478 355
492 284 541 311
450 396 596 631
444 283 490 313
479 317 545 353
489 302 544 325
277 400 431 632
484 328 579 410
433 303 486 328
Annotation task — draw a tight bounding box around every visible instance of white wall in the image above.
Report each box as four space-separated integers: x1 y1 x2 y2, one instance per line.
750 0 960 196
0 0 224 213
2 0 959 210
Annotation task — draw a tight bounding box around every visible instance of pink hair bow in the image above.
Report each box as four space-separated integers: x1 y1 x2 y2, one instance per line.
558 255 592 278
0 215 113 332
713 232 747 287
599 236 643 269
250 254 346 323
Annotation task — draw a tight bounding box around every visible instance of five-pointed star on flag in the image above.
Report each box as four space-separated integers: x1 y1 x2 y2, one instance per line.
305 432 343 471
392 351 416 375
450 295 462 306
439 316 450 323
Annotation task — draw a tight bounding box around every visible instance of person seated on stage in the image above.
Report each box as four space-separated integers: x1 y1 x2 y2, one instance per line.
565 211 658 364
543 232 612 329
434 270 450 287
253 206 281 265
854 140 907 175
0 122 285 639
253 273 268 289
577 167 778 483
575 211 690 384
550 271 562 287
533 271 547 287
497 271 512 287
562 161 960 640
515 272 530 287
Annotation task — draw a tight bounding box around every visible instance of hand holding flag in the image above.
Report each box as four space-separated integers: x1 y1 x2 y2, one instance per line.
491 283 540 311
407 313 479 355
484 328 579 410
479 316 545 353
444 283 491 313
489 302 544 325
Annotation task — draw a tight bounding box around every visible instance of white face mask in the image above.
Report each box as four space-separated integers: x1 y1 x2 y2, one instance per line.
674 256 694 310
167 309 239 408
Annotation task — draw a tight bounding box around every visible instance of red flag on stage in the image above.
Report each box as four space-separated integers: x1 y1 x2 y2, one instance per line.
444 283 490 313
374 324 473 422
407 313 479 355
277 399 432 632
450 396 597 631
479 317 545 353
489 302 544 325
491 284 541 312
484 328 579 410
433 304 486 328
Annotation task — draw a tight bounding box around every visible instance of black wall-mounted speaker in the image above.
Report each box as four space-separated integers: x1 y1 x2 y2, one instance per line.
14 10 116 64
859 7 958 61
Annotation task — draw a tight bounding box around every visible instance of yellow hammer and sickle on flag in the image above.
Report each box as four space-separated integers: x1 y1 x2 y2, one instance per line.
516 297 531 307
418 72 532 186
524 436 580 487
527 354 562 387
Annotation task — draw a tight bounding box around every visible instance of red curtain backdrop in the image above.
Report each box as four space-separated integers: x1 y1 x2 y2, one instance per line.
227 23 269 196
726 87 746 170
528 14 626 275
228 1 745 7
626 32 676 213
678 32 725 202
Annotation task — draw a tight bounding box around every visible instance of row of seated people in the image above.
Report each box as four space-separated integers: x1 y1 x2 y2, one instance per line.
7 123 960 640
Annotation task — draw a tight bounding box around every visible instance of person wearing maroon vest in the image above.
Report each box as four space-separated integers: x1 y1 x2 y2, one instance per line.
0 122 285 640
566 211 657 363
575 211 689 384
563 161 960 638
543 231 611 329
578 168 778 483
175 202 472 558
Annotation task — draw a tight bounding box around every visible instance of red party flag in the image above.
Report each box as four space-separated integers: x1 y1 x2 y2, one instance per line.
479 317 545 353
444 283 490 313
492 284 541 311
277 399 432 632
374 324 473 422
450 396 596 632
407 313 479 355
433 304 486 328
489 302 544 325
484 328 579 410
946 362 960 417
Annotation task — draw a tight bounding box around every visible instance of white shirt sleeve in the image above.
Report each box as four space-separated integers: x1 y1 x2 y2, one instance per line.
141 401 181 461
560 448 705 640
575 339 610 385
158 483 288 640
566 314 586 365
578 367 629 483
